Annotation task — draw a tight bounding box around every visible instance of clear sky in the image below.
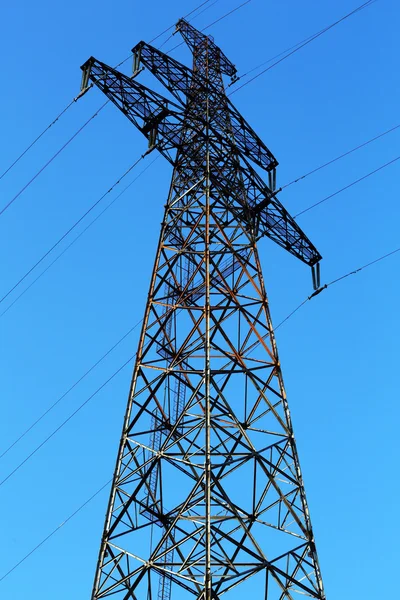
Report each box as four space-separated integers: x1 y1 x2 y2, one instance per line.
0 0 399 598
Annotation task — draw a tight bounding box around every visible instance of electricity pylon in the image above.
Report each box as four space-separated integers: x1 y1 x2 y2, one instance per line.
81 18 326 600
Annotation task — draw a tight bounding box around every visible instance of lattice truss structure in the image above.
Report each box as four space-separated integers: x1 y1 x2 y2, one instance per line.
81 18 326 600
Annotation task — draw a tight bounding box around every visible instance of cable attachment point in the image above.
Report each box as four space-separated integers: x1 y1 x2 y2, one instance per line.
74 84 92 102
308 284 327 300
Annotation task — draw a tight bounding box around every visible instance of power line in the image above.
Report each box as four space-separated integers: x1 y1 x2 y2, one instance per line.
0 156 159 318
0 154 146 305
228 28 336 87
294 153 400 218
0 478 111 583
0 100 109 218
189 0 221 21
0 318 143 460
0 95 84 183
202 0 252 31
277 244 400 328
229 0 378 96
326 245 400 286
281 122 400 190
184 0 218 21
0 353 135 488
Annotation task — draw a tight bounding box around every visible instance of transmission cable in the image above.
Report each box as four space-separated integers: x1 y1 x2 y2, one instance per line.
0 101 109 218
276 245 400 329
293 153 400 218
202 0 251 31
0 478 112 583
281 122 400 190
245 243 400 357
0 318 143 460
0 156 159 318
229 0 378 96
0 94 86 183
0 352 136 488
228 28 338 87
189 0 221 21
0 154 146 305
0 165 158 453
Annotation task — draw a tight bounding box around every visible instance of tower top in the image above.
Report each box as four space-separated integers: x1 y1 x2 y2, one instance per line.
176 18 237 77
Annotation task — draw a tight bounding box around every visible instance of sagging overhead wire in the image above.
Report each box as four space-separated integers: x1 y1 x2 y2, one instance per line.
281 123 400 190
0 156 159 319
293 153 400 218
0 95 85 183
0 153 147 306
189 0 221 21
202 0 252 31
228 0 378 96
0 100 108 218
0 478 112 583
2 239 400 582
0 318 143 460
276 245 400 328
0 352 136 489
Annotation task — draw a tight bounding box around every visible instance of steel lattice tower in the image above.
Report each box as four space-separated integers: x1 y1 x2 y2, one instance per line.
80 18 326 600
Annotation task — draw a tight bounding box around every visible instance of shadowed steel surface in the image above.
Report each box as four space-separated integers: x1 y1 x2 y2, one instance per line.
81 17 326 600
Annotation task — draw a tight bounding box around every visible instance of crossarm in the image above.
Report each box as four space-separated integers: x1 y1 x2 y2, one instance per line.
132 41 278 172
80 57 185 163
255 196 322 266
209 157 321 266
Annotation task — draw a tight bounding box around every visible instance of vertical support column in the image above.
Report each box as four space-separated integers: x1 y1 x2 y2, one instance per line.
204 39 212 600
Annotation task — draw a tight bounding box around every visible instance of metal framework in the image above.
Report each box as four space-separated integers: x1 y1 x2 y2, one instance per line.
81 18 326 600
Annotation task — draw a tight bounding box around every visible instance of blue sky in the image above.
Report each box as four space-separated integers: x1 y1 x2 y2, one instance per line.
0 0 399 598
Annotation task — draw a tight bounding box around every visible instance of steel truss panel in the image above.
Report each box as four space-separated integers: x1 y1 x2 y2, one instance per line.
84 18 326 600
